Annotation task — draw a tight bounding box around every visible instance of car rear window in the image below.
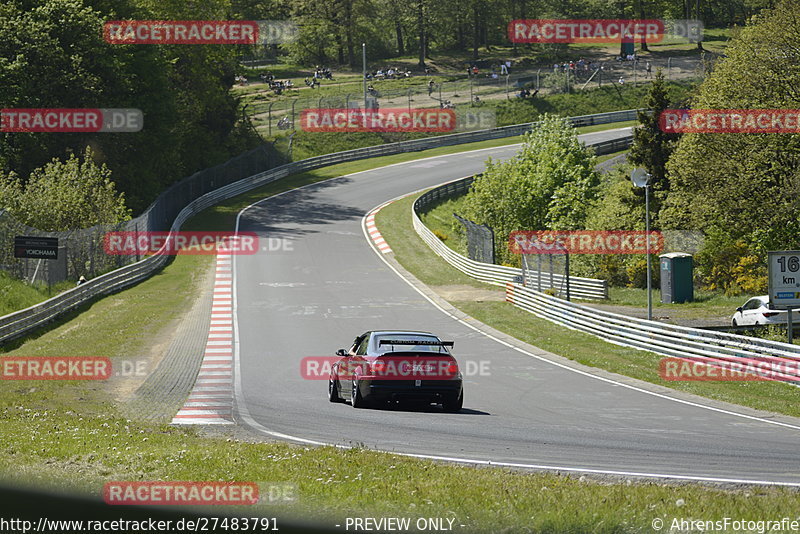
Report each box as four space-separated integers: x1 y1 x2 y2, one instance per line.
374 334 447 353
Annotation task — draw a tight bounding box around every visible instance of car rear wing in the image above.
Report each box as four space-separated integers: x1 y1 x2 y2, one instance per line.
379 339 454 346
378 339 454 352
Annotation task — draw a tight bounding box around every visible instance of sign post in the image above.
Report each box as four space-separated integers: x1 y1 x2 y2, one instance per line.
631 168 653 320
767 250 800 344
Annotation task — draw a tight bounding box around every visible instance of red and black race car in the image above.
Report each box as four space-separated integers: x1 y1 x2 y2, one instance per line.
328 330 463 412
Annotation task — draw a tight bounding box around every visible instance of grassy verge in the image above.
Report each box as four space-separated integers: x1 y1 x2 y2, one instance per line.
377 194 800 419
4 125 795 532
0 271 74 317
589 286 745 320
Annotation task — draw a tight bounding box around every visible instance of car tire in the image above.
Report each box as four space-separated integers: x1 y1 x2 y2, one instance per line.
351 379 367 408
442 390 463 413
731 318 737 327
328 376 343 403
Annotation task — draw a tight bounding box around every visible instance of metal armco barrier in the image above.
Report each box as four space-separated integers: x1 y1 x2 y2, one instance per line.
412 188 609 299
0 109 638 345
411 133 637 300
505 282 800 382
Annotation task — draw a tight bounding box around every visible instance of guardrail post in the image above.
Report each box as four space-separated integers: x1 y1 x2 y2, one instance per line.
268 102 273 136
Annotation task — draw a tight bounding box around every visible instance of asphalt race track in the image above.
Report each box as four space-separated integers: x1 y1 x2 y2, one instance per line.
231 128 800 485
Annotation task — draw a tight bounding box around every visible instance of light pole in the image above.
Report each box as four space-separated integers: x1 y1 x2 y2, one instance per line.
362 43 367 109
631 168 653 321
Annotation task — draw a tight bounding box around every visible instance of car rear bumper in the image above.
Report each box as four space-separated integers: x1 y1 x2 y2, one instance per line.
361 379 462 403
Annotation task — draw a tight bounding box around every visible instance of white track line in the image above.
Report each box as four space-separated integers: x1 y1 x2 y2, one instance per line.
228 141 800 487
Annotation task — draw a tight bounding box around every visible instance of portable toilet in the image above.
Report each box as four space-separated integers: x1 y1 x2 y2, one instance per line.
660 252 694 303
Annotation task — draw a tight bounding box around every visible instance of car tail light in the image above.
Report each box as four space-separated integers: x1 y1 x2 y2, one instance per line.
762 312 779 317
443 362 459 376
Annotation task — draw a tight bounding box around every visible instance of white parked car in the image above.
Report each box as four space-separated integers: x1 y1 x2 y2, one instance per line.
731 295 787 326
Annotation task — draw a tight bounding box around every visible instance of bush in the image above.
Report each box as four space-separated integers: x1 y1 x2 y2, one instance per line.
461 114 599 265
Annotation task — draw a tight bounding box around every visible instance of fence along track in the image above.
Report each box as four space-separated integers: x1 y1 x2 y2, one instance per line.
0 109 637 345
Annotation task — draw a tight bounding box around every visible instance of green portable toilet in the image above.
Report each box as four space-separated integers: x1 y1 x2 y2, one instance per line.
660 253 694 303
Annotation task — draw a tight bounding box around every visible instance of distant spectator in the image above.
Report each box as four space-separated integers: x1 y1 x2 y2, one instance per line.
77 276 87 286
646 61 652 78
500 62 508 75
428 80 435 96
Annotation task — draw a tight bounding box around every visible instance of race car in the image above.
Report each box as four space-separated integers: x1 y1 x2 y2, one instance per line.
328 330 463 412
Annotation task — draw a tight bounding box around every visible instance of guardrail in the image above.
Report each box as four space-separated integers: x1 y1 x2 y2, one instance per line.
412 190 609 299
506 282 800 383
0 109 637 345
410 134 635 300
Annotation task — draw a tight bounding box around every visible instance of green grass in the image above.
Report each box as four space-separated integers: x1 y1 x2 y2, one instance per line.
377 193 800 418
4 410 799 531
4 122 796 532
590 286 746 320
239 58 692 160
495 81 695 126
0 271 74 317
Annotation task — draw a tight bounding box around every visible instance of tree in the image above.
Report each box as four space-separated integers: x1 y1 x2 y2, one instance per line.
0 147 131 231
0 0 259 213
660 0 800 293
628 70 680 204
462 114 600 263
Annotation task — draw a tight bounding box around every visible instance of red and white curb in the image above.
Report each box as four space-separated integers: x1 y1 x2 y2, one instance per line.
172 245 236 425
365 207 392 254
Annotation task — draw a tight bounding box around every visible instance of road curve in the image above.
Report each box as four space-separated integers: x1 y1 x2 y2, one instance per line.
231 128 800 485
